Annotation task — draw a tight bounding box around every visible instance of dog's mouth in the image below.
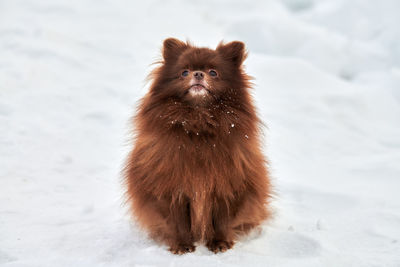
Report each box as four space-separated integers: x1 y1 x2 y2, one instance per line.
190 84 207 90
188 84 209 96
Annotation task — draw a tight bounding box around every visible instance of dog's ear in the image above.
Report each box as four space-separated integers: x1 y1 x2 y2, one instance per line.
217 41 247 67
162 38 188 63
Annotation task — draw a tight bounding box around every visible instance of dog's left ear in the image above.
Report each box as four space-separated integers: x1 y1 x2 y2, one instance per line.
162 38 188 63
217 41 247 67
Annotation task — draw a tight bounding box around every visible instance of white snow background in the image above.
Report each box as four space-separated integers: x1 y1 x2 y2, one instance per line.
1 0 400 266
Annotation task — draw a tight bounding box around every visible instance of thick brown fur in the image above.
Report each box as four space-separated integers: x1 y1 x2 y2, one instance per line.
124 38 272 254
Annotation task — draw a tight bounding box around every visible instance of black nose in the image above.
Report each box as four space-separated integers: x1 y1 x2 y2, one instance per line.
193 71 204 80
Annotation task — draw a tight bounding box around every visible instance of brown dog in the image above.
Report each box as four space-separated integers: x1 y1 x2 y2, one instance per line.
124 38 272 254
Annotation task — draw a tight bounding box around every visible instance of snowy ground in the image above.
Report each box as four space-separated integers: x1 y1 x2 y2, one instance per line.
1 0 400 266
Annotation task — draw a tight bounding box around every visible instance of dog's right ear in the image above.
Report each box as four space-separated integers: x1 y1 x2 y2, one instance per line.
162 38 188 63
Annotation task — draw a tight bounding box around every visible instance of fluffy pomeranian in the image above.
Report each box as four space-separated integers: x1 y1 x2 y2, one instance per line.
124 38 272 254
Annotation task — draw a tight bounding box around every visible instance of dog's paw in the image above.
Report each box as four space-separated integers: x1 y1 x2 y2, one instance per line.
206 239 234 253
169 244 196 255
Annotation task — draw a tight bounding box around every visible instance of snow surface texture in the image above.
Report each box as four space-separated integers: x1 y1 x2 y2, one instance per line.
1 0 400 266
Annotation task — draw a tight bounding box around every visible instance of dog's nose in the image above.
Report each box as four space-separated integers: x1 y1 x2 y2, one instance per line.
193 71 204 80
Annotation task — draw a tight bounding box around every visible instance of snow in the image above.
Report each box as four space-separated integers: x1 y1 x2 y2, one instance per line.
1 0 400 266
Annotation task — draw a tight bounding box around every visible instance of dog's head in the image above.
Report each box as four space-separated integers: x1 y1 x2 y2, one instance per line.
150 38 249 106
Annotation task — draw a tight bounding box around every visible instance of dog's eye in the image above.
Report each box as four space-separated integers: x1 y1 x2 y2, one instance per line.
209 70 217 77
181 70 189 77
